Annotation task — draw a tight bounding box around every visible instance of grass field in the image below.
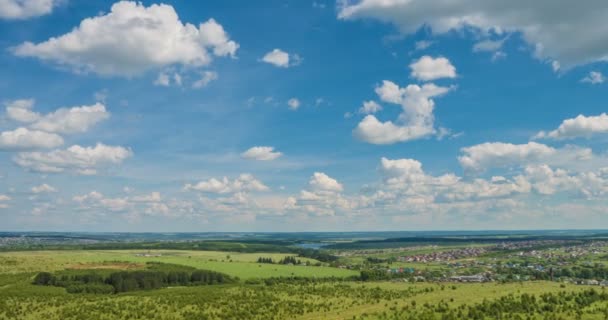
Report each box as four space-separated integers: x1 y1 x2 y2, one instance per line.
0 250 358 279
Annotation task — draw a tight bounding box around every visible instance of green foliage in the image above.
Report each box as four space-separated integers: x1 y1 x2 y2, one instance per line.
32 263 236 294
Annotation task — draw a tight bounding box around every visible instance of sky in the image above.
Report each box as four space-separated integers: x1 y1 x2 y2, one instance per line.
0 0 608 232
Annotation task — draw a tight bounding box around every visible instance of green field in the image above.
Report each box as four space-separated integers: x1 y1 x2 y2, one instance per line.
2 249 608 319
0 250 358 279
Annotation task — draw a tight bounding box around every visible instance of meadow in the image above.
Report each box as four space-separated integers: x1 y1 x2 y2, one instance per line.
0 250 358 279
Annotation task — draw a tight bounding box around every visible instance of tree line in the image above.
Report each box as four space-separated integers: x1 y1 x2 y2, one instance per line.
33 268 235 294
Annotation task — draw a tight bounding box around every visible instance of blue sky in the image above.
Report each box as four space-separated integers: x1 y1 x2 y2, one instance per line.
1 0 608 231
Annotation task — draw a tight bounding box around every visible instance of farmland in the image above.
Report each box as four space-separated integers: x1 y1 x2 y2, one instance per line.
1 231 608 319
0 250 357 279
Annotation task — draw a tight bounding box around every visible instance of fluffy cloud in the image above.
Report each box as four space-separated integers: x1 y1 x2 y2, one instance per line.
5 99 109 134
0 127 63 150
525 164 608 197
29 103 109 134
358 100 382 114
241 146 283 161
287 98 301 110
338 0 608 68
457 141 604 173
364 157 531 207
0 0 58 19
12 1 238 76
5 99 38 123
354 81 452 144
261 49 301 68
184 174 269 194
534 113 608 140
14 143 132 174
31 183 57 193
581 71 605 84
459 142 556 172
409 56 457 81
309 172 343 192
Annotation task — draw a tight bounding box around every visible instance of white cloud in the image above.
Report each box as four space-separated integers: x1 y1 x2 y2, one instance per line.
354 115 433 144
457 142 601 173
0 0 58 19
184 174 269 194
31 183 57 193
409 55 457 81
459 142 556 172
0 127 63 150
241 146 283 161
261 49 301 68
309 172 343 192
338 0 608 68
354 81 452 144
12 1 238 76
5 100 109 134
30 103 109 134
192 71 218 88
287 98 301 110
524 164 608 198
5 99 39 123
534 113 608 140
581 71 605 84
14 143 132 174
358 100 382 114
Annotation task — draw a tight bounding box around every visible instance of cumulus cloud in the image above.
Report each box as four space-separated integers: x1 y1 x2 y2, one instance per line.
5 99 109 134
0 127 63 150
261 49 301 68
581 71 605 84
534 113 608 140
0 0 58 19
309 172 343 192
457 142 602 173
409 56 457 81
5 99 39 123
338 0 608 68
31 183 57 193
184 174 269 194
30 103 109 134
364 157 531 206
358 100 382 114
459 142 555 172
524 164 608 198
12 1 238 76
241 146 283 161
287 98 301 110
14 143 132 174
354 81 452 144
